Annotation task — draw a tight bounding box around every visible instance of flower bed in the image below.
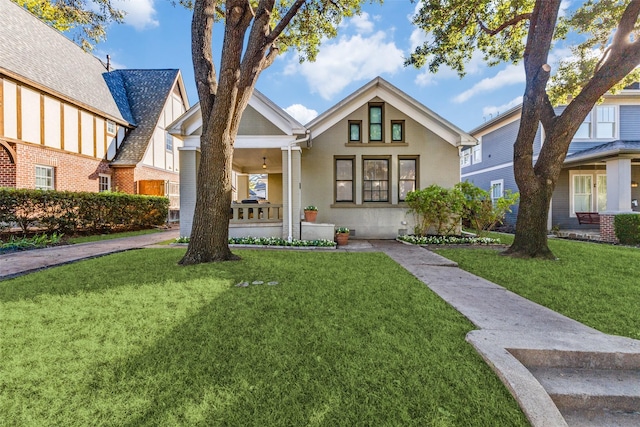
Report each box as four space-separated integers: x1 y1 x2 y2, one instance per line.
397 234 501 245
175 236 336 247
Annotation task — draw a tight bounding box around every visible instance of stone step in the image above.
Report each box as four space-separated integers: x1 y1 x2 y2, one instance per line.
528 367 640 412
509 349 640 370
562 408 640 427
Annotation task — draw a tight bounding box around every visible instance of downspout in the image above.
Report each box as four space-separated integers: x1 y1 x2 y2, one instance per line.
288 131 311 242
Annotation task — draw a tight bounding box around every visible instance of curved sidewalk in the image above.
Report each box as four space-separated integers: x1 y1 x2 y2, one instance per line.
0 229 180 280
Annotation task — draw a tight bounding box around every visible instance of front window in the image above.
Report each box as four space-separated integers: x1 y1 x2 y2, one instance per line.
490 179 503 206
472 139 482 164
363 158 389 202
460 149 471 167
596 106 615 138
369 104 383 141
399 158 417 201
575 113 591 138
166 133 174 151
335 158 354 202
99 174 111 192
348 121 361 143
35 165 54 190
573 174 593 213
391 120 404 142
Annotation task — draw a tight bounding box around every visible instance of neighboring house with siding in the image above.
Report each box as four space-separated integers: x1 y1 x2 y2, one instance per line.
172 77 476 239
0 0 188 215
461 86 640 239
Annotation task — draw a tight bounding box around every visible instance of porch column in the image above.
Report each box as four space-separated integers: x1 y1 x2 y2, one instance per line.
282 146 302 240
605 157 632 212
602 157 633 243
178 146 200 238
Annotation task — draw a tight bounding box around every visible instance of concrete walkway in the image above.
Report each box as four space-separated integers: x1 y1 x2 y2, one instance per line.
1 235 639 426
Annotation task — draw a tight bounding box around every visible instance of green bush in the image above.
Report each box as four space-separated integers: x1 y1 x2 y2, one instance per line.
0 188 168 234
405 185 465 236
614 214 640 245
455 181 519 236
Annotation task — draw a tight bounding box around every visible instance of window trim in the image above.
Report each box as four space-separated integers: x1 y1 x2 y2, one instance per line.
595 105 617 139
472 137 482 164
368 103 384 142
348 120 362 143
391 120 405 143
106 120 116 135
166 132 174 152
35 165 54 190
569 170 607 217
460 148 471 167
99 174 111 192
573 105 619 140
490 179 504 205
334 156 355 203
398 156 418 202
362 156 391 203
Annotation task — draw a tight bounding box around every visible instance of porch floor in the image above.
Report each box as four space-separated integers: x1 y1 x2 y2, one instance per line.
555 229 602 242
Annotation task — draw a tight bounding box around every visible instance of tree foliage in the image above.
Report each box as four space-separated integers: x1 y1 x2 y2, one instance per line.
410 0 640 259
180 0 374 265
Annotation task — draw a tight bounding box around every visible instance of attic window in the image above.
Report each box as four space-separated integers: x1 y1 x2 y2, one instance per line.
369 104 383 142
106 120 116 135
348 120 362 142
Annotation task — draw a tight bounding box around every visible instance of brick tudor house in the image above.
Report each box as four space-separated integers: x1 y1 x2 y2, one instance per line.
0 0 189 214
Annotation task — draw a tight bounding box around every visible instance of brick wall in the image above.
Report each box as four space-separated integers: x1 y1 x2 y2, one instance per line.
0 144 16 187
599 214 618 243
112 167 135 194
14 143 110 192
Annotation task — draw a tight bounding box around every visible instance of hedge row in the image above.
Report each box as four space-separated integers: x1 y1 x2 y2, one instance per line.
0 188 169 234
615 214 640 245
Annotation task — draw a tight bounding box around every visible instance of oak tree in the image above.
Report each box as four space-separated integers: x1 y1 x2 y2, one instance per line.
180 0 372 265
410 0 640 259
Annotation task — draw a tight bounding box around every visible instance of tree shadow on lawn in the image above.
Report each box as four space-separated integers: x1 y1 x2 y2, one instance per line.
0 249 240 303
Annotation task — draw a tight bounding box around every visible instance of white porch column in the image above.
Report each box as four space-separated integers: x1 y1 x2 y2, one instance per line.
282 146 302 240
605 157 633 213
178 145 200 238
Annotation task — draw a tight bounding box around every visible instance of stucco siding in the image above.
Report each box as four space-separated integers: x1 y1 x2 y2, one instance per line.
304 108 460 238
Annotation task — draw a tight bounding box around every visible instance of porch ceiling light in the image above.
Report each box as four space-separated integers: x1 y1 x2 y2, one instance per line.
262 157 267 169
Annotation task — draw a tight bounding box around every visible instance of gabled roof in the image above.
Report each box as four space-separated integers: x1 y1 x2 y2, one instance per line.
564 140 640 164
109 69 186 166
168 89 306 141
306 76 476 147
0 0 127 123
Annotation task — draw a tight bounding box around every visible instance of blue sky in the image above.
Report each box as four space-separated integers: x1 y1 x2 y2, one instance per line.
92 1 571 131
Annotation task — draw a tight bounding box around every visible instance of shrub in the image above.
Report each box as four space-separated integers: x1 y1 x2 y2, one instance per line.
0 188 168 234
405 185 465 236
614 214 640 245
455 181 519 236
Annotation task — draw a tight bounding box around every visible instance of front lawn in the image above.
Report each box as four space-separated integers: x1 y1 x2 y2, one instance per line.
0 249 527 426
436 237 640 340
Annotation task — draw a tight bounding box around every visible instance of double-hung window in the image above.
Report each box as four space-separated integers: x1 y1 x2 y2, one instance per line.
35 165 54 190
398 158 417 202
490 179 503 206
363 158 389 202
460 149 471 167
99 174 111 192
596 106 615 138
472 138 482 164
335 158 354 202
369 104 383 142
166 133 174 151
575 113 592 139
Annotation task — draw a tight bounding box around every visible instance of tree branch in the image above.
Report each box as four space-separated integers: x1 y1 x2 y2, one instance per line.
267 0 306 43
611 0 640 49
475 13 532 36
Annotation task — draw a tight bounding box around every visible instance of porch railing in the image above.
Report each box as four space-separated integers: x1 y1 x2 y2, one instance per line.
230 203 283 223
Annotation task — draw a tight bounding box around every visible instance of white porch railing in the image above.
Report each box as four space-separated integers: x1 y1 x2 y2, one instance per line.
230 203 283 223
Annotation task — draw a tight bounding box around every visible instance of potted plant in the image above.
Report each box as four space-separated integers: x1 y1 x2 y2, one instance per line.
335 226 350 245
304 205 318 222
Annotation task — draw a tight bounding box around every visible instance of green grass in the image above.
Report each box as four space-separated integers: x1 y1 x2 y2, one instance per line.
436 237 640 340
0 249 528 427
66 228 162 244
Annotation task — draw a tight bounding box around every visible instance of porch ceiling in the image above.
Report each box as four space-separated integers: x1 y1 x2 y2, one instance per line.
233 147 283 174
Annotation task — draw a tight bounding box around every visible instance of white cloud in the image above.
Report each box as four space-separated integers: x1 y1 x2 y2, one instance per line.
349 12 375 34
113 0 159 30
284 32 404 100
409 28 428 52
284 104 318 124
453 64 525 103
94 49 127 70
414 50 486 87
482 96 523 118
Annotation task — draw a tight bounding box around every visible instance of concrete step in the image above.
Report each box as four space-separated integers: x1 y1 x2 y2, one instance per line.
562 408 640 427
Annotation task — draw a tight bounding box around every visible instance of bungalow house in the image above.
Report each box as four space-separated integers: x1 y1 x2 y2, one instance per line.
461 86 640 242
172 77 476 240
0 0 189 217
